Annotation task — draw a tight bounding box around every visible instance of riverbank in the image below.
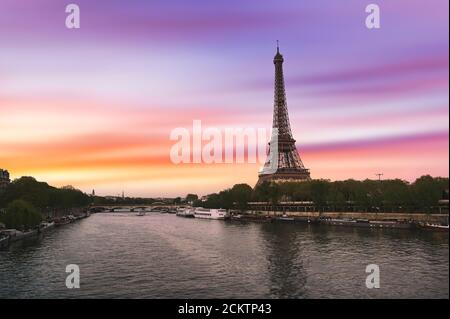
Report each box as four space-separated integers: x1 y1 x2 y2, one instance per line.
231 210 449 231
0 211 91 249
245 210 449 223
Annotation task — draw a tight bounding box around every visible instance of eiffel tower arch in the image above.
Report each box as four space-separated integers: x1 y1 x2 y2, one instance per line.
257 44 311 185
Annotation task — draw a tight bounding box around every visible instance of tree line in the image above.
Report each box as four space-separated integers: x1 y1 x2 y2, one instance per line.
0 177 91 210
0 175 447 229
194 175 449 213
0 200 43 230
0 177 92 229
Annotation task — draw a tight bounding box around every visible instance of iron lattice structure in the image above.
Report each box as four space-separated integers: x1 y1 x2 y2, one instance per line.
257 46 311 185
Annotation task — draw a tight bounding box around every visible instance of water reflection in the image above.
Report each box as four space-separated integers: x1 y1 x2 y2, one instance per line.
260 223 307 298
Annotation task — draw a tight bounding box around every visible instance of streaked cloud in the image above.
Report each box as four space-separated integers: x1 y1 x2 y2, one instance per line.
0 0 448 196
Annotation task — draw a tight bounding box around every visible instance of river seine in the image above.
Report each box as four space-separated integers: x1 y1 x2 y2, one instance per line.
0 213 448 298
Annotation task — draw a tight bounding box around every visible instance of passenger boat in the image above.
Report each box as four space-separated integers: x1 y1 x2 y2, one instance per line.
421 223 449 232
194 208 230 220
176 208 195 218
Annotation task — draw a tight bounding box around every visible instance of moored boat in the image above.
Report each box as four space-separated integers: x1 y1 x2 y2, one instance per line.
194 208 230 220
0 235 9 248
230 214 273 223
321 218 357 226
0 229 37 242
421 223 449 232
275 214 295 222
54 217 71 226
176 208 195 218
38 221 55 233
368 220 414 229
320 218 414 229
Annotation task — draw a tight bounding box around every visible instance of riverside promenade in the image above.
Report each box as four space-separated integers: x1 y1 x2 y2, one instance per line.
245 210 449 224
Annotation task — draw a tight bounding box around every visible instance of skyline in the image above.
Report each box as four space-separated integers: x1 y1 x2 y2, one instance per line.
0 0 448 197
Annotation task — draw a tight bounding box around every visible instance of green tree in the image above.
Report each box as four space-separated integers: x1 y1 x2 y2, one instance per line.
192 199 203 207
380 179 411 211
202 193 220 208
267 183 281 206
411 175 449 212
310 180 330 210
222 190 235 209
253 181 269 201
327 182 346 211
230 184 253 210
0 177 90 210
186 194 198 203
0 200 42 230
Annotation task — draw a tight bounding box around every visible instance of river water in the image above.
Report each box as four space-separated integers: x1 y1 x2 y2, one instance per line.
0 213 448 298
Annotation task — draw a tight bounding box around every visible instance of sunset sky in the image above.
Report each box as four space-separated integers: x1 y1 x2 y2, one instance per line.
0 0 448 197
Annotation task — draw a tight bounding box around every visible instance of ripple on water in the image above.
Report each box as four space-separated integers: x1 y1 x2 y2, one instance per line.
0 214 448 298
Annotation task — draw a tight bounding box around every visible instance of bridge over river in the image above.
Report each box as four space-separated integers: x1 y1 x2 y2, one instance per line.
89 204 183 212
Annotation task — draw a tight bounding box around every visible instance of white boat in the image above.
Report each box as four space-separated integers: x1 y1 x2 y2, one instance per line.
176 208 195 218
194 208 230 220
0 235 9 248
276 214 295 222
0 229 37 242
136 211 145 216
39 221 55 233
422 223 449 231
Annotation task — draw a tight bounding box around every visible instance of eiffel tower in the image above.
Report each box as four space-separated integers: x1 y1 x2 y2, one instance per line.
257 43 311 185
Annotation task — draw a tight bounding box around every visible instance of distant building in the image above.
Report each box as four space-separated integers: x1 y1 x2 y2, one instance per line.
0 169 11 190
